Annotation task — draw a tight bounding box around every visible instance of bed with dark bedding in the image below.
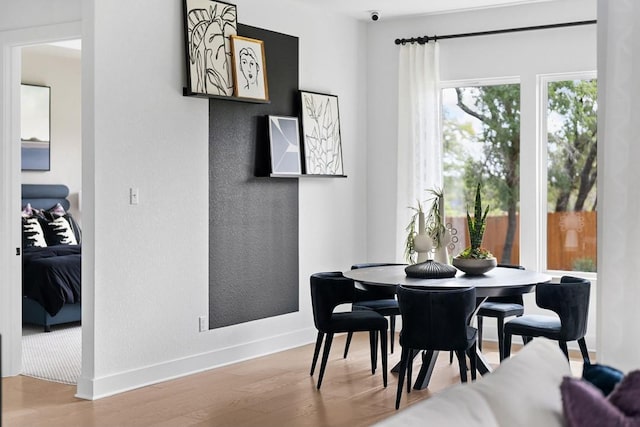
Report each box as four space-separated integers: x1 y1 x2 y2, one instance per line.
21 184 81 332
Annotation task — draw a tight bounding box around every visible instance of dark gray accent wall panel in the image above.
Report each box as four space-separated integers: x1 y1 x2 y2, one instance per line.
209 25 299 328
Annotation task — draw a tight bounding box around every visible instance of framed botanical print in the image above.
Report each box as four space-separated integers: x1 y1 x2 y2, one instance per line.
267 116 301 175
183 0 237 96
231 35 269 101
299 90 344 175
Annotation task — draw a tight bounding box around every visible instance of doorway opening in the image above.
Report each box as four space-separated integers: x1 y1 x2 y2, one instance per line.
19 39 82 384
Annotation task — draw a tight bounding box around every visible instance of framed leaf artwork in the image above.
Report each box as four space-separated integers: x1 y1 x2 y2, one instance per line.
183 0 237 96
299 90 344 175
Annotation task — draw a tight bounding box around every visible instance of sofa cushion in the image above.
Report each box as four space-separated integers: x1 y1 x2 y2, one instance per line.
372 338 570 427
374 384 499 426
477 338 570 426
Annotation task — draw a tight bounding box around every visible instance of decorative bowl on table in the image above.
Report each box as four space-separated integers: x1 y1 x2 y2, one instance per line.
405 260 458 279
452 257 497 275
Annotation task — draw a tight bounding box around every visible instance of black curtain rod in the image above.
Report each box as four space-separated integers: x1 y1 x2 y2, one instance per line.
394 20 596 45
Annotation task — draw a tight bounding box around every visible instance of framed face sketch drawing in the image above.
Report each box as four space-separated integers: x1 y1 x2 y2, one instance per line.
299 90 344 175
230 35 269 101
183 0 237 96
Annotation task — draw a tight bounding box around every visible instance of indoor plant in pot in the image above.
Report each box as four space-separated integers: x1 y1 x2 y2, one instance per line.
453 182 497 275
404 188 450 265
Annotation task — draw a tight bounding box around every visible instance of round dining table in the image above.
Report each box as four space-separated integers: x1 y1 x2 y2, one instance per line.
343 264 551 389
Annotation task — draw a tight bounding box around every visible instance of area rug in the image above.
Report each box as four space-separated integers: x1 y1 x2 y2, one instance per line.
22 324 81 385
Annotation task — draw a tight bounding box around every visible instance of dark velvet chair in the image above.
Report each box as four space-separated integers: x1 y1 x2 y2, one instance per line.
476 264 525 361
309 271 388 390
503 276 591 363
343 263 405 358
395 285 477 409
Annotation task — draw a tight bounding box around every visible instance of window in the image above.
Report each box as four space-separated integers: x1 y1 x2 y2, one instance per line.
441 82 521 265
543 76 597 272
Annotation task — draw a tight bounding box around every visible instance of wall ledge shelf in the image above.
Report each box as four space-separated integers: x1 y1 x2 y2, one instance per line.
259 173 348 178
183 88 271 104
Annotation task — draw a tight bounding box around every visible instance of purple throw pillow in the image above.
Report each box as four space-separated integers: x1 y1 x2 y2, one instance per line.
561 372 640 427
608 371 640 418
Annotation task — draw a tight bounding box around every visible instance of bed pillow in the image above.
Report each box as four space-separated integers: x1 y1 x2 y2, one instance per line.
22 215 47 248
561 371 640 427
41 203 79 246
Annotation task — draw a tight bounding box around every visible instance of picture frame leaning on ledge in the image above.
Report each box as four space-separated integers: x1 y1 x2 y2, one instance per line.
299 90 344 175
231 35 269 101
267 116 302 175
183 0 237 96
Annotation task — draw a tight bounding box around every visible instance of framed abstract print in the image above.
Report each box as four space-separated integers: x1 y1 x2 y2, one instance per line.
267 116 301 175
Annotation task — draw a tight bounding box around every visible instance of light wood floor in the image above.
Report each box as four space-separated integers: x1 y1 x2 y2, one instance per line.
2 334 586 427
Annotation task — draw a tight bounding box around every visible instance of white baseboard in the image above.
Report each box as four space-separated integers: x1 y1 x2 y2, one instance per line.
76 327 315 400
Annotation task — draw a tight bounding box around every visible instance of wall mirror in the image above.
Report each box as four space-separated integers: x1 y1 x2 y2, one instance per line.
21 83 51 171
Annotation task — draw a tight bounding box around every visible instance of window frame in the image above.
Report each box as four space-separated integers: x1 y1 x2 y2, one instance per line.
439 76 521 263
538 71 597 278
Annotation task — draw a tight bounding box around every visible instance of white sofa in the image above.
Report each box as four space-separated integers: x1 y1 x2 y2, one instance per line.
373 338 571 427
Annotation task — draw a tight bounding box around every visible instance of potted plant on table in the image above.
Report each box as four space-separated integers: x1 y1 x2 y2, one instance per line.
452 182 497 275
404 188 450 265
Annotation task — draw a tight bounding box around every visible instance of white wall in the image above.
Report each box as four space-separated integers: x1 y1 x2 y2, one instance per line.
596 0 640 372
78 0 367 398
365 0 598 347
21 45 82 222
1 0 367 398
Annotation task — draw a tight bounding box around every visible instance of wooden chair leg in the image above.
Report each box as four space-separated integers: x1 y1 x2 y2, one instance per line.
456 350 468 383
316 333 334 389
369 331 378 374
380 329 388 387
496 316 505 361
503 332 513 358
477 315 484 351
395 347 410 409
390 315 396 354
343 332 353 358
310 331 324 376
559 341 569 360
578 338 591 364
407 351 415 393
467 345 477 381
449 351 454 364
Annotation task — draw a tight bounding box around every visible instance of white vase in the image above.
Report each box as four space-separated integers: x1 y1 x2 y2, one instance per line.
413 212 432 263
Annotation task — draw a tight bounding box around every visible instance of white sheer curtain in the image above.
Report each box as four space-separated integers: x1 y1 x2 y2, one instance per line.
395 42 441 260
596 0 640 371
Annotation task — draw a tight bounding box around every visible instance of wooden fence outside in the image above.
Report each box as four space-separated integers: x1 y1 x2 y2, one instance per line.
447 211 597 271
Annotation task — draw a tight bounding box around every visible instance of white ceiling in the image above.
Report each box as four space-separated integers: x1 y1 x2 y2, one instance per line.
295 0 557 21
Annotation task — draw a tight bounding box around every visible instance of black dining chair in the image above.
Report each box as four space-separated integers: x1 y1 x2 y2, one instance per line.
476 264 526 361
503 276 591 363
395 285 477 409
309 271 388 390
343 263 405 358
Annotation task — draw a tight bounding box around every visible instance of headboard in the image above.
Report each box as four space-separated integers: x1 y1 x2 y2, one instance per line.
22 184 71 211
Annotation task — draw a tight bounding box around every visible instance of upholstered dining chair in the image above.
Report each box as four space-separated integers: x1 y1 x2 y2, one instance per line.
343 263 405 358
309 271 388 390
395 285 477 409
503 276 591 363
476 264 526 361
